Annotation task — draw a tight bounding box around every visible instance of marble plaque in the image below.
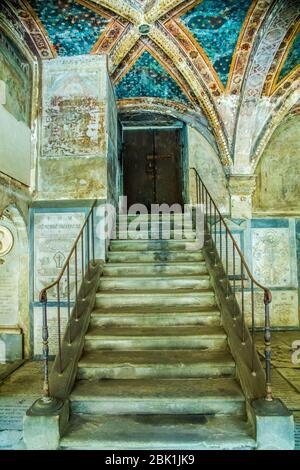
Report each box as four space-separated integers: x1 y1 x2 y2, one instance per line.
237 289 299 328
0 225 13 256
34 212 85 301
252 227 291 287
0 222 18 327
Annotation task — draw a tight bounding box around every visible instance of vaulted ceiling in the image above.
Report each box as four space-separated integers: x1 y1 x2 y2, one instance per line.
0 0 299 169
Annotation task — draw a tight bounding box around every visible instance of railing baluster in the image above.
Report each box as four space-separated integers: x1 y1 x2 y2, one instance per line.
81 232 84 281
67 263 71 346
57 282 62 374
40 292 50 401
195 172 199 205
75 245 78 321
251 279 256 375
264 292 273 401
225 228 229 298
91 206 95 264
233 245 236 320
241 261 245 345
214 206 217 266
87 217 90 273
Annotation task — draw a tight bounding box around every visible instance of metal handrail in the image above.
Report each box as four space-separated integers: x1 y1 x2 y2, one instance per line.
39 200 97 402
191 167 273 401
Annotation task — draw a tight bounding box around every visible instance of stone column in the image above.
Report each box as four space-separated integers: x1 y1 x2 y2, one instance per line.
228 175 256 219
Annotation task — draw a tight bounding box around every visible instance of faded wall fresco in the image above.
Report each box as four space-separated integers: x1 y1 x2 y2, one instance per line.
42 56 106 158
253 114 300 214
188 126 230 214
39 55 112 200
0 30 32 125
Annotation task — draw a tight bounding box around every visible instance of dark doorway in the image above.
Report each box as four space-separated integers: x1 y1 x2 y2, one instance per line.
123 128 184 208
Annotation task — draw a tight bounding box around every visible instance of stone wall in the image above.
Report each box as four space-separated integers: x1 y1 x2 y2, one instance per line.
0 30 32 185
38 54 119 201
0 175 31 361
188 126 230 214
253 114 300 215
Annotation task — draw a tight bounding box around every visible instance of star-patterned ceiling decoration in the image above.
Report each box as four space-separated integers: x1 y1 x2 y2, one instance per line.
0 0 299 170
115 50 190 105
278 31 300 82
179 0 253 87
27 0 111 56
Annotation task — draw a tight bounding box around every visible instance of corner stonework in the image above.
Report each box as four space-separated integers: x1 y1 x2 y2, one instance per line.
229 174 257 219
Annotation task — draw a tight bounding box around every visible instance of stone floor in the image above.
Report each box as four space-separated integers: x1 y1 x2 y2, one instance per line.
0 361 45 449
255 331 300 450
0 331 299 450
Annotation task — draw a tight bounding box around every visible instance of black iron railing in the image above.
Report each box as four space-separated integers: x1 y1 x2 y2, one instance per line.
191 168 273 401
39 201 97 403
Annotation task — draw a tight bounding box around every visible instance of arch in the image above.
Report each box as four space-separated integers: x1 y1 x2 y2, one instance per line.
251 82 300 169
233 0 300 172
117 97 230 173
0 0 55 59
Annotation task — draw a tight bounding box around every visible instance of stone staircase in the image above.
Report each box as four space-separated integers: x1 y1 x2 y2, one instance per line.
60 214 256 450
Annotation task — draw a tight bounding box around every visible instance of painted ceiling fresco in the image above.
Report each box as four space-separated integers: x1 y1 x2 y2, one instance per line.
179 0 253 86
115 51 190 105
28 0 110 56
278 32 300 82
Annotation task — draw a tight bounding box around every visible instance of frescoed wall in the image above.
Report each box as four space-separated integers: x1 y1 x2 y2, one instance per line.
253 114 300 214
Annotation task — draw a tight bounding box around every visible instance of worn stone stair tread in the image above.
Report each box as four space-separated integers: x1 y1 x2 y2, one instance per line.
98 276 211 291
78 349 234 367
91 305 220 316
85 325 226 338
60 414 256 450
71 377 244 400
110 240 201 250
100 275 210 281
107 251 205 262
103 262 208 277
96 288 214 296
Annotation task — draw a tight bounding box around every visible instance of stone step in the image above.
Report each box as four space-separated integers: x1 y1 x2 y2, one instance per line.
90 306 221 327
116 220 193 230
103 262 208 277
98 276 211 292
95 290 216 309
107 250 205 263
109 240 202 252
115 230 196 240
84 325 227 351
77 350 235 380
60 414 256 450
118 213 191 223
70 378 245 416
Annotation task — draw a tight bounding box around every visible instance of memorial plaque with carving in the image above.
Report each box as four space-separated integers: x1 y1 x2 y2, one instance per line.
0 223 18 326
33 212 85 301
0 225 14 256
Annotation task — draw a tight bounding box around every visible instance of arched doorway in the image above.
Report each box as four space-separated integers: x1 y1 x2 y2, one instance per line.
119 112 189 209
